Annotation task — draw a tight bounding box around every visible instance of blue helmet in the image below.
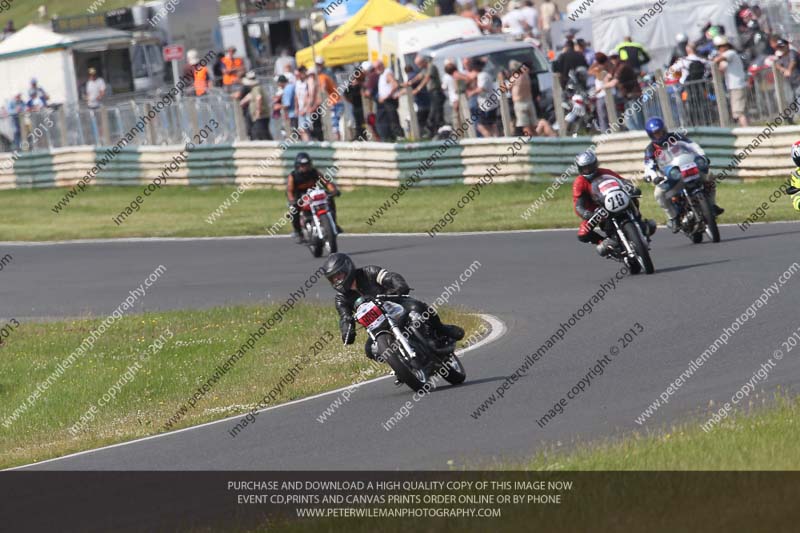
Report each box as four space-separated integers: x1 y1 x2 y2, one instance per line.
645 117 668 143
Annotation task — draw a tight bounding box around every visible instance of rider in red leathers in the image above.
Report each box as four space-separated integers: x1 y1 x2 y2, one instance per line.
573 151 656 256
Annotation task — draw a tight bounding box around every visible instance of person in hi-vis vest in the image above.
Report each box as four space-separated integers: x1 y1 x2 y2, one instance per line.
222 46 245 87
187 49 210 96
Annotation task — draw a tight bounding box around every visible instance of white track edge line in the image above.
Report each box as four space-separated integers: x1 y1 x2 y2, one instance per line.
1 220 797 246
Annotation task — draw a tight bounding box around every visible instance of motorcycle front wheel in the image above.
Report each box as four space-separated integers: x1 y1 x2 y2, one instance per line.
697 195 721 243
305 221 324 257
621 220 655 275
376 335 428 392
440 354 466 385
319 214 338 255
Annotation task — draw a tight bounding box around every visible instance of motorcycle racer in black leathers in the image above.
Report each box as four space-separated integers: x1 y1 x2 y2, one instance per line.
322 253 465 360
287 152 341 243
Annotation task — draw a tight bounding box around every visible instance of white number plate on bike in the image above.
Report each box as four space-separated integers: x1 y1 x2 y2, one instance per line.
355 301 386 331
680 162 700 180
308 190 328 207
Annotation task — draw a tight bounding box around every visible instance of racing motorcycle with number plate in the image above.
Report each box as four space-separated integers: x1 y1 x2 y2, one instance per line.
352 294 466 392
562 67 598 137
587 177 656 275
299 187 338 257
649 140 720 243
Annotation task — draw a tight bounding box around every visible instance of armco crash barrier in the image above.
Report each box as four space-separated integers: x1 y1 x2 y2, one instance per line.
0 126 797 191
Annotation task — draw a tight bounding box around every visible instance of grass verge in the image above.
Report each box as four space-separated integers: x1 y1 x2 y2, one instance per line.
1 179 797 241
510 394 800 470
0 303 484 469
0 0 240 28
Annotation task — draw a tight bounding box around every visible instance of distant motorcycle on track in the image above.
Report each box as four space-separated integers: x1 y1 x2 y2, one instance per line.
299 187 338 257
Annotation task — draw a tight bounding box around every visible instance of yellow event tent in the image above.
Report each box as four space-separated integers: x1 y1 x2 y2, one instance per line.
295 0 427 68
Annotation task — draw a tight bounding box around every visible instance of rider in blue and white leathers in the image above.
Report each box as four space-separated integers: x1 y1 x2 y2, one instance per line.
643 117 723 232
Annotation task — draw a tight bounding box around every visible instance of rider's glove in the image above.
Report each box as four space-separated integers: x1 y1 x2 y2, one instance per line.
644 168 659 183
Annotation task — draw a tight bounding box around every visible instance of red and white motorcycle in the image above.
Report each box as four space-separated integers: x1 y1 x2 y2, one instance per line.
299 187 338 258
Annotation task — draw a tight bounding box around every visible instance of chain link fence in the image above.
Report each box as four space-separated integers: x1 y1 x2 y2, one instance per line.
1 89 242 154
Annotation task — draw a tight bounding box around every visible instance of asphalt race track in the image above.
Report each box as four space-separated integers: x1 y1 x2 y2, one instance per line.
3 223 800 470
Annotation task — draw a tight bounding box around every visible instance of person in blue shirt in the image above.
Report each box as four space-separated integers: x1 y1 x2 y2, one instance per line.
278 75 297 132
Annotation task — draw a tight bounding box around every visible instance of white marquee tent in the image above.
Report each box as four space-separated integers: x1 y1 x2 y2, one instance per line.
589 0 738 69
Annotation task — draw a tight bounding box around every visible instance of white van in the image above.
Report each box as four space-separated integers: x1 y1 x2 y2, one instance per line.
367 16 481 80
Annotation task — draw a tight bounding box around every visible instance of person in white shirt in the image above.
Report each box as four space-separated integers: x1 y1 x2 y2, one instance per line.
520 1 538 37
668 44 708 84
712 36 749 127
294 66 313 141
85 68 107 109
274 49 296 80
502 1 529 38
441 58 460 125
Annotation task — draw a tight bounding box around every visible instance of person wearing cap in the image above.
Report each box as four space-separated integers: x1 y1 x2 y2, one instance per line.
712 36 748 127
84 67 107 143
774 39 800 103
221 47 245 87
239 71 272 140
187 49 210 97
28 78 48 107
85 67 106 109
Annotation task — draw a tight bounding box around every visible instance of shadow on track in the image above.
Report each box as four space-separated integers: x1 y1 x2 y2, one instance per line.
657 259 731 274
428 375 511 393
721 228 800 243
345 244 420 256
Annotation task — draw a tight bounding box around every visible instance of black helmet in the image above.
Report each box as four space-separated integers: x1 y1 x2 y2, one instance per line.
295 152 312 168
323 253 356 293
576 150 599 180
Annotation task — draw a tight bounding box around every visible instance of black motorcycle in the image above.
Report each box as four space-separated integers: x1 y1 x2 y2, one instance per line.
352 294 466 392
587 176 656 275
